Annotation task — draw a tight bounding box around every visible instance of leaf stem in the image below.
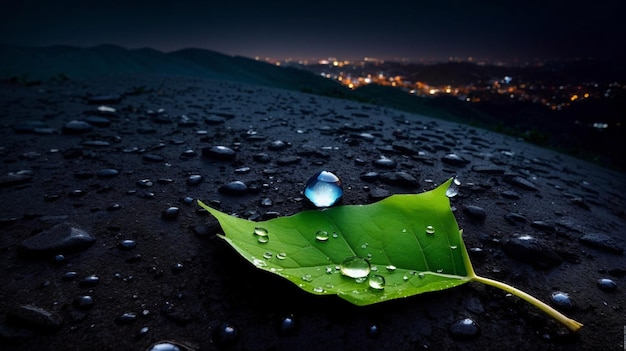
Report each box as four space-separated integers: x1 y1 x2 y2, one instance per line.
472 275 583 332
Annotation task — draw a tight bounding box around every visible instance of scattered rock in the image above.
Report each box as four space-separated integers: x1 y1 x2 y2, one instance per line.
502 235 562 269
579 233 623 254
18 222 96 258
379 171 419 188
7 305 62 330
202 146 236 161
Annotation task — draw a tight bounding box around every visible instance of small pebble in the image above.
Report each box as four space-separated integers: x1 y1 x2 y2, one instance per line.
597 278 617 292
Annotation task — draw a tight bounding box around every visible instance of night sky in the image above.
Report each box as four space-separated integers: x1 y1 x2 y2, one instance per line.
1 0 624 62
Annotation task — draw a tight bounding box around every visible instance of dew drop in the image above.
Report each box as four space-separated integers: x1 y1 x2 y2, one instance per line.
369 275 386 290
450 245 458 250
425 225 435 235
386 265 397 271
340 256 371 278
355 277 367 283
418 272 425 279
263 251 273 259
446 177 461 198
276 252 287 260
253 227 269 236
257 236 269 244
301 274 313 282
436 269 444 273
325 267 333 274
332 232 339 238
313 286 324 293
315 230 329 242
304 171 343 207
402 275 409 281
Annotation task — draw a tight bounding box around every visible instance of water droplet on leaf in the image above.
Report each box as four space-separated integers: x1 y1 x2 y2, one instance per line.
425 225 435 235
369 275 385 290
254 227 269 236
315 230 329 242
446 177 461 197
340 256 371 278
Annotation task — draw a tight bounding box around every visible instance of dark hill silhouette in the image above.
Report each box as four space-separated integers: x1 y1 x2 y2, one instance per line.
0 44 347 96
1 44 623 171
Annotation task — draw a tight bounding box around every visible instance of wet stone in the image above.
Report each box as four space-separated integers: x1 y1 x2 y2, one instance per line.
373 157 396 169
471 165 505 174
7 305 62 330
143 153 164 163
62 271 78 281
268 140 288 150
597 278 617 292
441 153 470 166
0 172 32 188
449 318 480 340
579 233 623 254
369 188 391 201
276 155 301 165
551 292 574 309
531 220 556 232
360 171 379 182
62 120 93 134
205 115 226 125
186 174 203 186
79 275 100 288
18 222 96 258
504 212 526 224
202 146 236 161
463 205 486 221
379 171 419 188
234 167 251 174
213 322 239 347
107 203 122 211
180 149 197 158
501 190 521 199
83 116 111 127
219 181 248 196
503 174 538 191
84 138 113 147
96 168 119 178
253 153 271 163
73 295 95 310
367 324 380 338
162 207 180 220
115 312 138 325
117 239 137 250
502 235 562 269
277 314 298 336
146 342 186 351
137 179 153 188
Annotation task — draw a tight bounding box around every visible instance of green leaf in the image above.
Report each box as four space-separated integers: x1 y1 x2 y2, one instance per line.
199 178 474 306
199 178 583 332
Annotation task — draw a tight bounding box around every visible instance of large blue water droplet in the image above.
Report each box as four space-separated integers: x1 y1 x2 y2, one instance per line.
304 171 343 207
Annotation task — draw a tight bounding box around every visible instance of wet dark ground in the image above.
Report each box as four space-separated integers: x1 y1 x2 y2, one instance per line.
0 75 625 351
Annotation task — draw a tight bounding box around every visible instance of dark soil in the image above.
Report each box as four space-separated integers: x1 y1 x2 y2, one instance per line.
1 75 625 350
